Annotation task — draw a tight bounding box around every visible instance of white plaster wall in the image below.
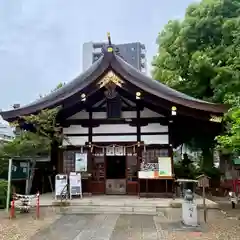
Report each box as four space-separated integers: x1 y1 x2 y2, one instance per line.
141 135 169 144
63 124 167 135
63 134 169 145
141 123 168 133
67 108 164 120
93 135 137 142
93 124 136 134
141 108 163 118
62 136 88 146
63 125 88 134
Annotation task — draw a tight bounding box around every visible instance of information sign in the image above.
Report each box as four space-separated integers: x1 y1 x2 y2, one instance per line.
158 157 172 177
75 153 87 172
55 174 68 200
69 172 82 199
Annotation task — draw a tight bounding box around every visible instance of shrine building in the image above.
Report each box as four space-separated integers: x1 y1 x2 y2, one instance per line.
0 38 226 197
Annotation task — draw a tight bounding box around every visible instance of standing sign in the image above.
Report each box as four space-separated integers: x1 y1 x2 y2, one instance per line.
69 172 82 199
197 174 210 223
75 153 87 172
55 174 68 200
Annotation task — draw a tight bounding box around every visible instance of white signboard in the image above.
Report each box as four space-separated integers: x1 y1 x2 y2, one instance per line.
55 174 68 200
69 172 82 199
75 153 87 172
158 157 172 177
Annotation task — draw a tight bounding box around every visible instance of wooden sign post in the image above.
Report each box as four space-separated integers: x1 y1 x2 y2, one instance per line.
197 174 210 223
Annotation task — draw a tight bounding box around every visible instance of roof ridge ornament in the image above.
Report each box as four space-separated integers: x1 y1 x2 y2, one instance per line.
107 32 113 53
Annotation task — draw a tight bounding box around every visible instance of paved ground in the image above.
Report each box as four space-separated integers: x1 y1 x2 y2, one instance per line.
1 207 240 239
30 209 240 240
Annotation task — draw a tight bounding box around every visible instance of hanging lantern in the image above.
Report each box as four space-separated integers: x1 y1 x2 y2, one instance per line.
171 106 177 116
81 93 86 102
136 91 141 99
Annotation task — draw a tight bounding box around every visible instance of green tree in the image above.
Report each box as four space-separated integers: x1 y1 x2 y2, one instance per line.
152 0 240 103
216 95 240 154
0 84 65 171
152 0 240 170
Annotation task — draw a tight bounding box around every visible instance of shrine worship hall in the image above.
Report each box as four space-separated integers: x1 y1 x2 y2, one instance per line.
0 36 226 198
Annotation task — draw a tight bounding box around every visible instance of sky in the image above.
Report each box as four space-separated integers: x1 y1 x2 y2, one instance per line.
0 0 196 111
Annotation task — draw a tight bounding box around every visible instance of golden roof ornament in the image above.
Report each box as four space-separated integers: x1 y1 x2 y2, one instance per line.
97 71 124 88
209 115 222 123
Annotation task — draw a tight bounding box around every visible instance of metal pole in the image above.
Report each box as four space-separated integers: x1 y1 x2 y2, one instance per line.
25 161 30 194
6 158 12 212
203 186 207 222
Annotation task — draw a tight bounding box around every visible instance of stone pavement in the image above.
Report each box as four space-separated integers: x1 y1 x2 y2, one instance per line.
31 210 240 240
32 214 167 240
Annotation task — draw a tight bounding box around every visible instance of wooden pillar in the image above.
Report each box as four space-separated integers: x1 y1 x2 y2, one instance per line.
136 103 141 197
168 118 174 196
88 109 93 195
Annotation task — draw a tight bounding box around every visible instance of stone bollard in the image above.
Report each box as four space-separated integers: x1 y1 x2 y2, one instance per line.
182 189 198 227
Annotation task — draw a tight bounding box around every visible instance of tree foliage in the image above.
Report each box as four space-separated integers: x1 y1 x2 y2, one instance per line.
216 95 240 154
152 0 240 103
152 0 240 168
0 84 65 165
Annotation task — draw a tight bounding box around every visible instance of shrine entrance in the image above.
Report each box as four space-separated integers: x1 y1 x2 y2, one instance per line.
105 156 126 195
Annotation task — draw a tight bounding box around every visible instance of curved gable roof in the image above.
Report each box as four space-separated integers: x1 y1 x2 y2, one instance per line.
0 48 226 121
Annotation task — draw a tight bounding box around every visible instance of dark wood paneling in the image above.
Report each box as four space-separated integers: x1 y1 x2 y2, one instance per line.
139 179 174 197
127 182 138 195
91 181 105 194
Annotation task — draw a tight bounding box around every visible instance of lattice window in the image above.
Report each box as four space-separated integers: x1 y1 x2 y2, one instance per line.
92 156 105 182
127 155 138 181
63 150 88 174
141 148 170 171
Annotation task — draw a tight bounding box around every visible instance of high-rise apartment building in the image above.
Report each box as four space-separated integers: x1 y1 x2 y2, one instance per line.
82 42 146 72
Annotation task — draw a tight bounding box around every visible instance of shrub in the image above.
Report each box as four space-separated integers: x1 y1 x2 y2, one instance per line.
0 179 8 209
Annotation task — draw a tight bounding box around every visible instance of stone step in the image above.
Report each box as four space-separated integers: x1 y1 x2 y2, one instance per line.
59 205 165 216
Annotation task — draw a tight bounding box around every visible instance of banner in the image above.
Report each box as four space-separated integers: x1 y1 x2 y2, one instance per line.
158 157 172 176
75 153 87 172
138 171 159 179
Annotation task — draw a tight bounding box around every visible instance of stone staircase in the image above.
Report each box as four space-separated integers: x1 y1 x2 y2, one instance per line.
60 203 165 215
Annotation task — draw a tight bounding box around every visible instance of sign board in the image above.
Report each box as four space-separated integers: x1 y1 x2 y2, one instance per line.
75 153 87 172
158 157 172 177
69 172 82 199
0 160 30 180
55 174 68 200
197 175 210 188
182 202 198 227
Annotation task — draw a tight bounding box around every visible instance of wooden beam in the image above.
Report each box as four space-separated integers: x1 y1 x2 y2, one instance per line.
90 106 142 112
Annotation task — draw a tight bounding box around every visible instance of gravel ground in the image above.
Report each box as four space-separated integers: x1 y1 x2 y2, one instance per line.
162 208 240 240
0 207 61 240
